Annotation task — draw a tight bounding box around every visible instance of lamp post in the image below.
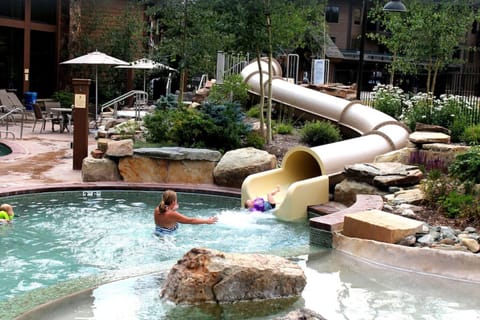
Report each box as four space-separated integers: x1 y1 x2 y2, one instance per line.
356 0 408 100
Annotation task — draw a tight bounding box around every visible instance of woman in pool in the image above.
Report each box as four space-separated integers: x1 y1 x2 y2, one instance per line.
0 203 14 224
154 190 217 236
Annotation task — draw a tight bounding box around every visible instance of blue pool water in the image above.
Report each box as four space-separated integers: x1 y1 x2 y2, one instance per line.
2 190 480 320
0 191 308 301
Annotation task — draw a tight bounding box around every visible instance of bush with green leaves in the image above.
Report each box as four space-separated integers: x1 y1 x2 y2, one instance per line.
300 120 341 146
51 90 74 108
275 122 294 135
371 84 406 119
155 93 178 110
207 74 249 105
143 102 249 152
400 92 435 130
143 108 175 144
462 124 480 145
400 93 470 142
448 146 480 185
422 148 480 220
244 131 265 149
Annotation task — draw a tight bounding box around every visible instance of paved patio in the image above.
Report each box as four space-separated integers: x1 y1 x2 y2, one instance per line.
0 115 98 190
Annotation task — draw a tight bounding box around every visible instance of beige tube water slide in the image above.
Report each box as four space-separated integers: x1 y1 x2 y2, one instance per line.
240 59 410 221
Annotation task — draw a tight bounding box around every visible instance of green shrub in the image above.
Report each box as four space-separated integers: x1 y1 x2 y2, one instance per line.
143 109 174 144
462 125 480 145
300 120 341 146
448 146 480 185
244 131 265 149
371 84 405 119
440 191 475 218
401 92 435 131
155 94 178 110
51 90 74 108
143 101 249 152
246 105 261 118
276 122 293 135
207 74 249 105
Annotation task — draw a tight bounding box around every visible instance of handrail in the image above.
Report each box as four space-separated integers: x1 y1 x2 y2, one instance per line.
100 90 147 112
0 107 25 139
98 90 149 124
197 74 209 90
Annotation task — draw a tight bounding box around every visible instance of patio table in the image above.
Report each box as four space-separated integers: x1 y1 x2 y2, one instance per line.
50 108 72 133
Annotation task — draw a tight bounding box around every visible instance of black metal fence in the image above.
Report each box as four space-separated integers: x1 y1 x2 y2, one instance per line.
360 68 480 126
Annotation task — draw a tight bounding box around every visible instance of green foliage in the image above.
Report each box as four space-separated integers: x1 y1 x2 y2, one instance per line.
51 91 74 108
143 109 173 143
246 105 261 118
371 84 405 119
370 0 477 93
440 191 475 218
462 125 480 146
422 149 480 220
207 74 249 105
300 120 341 146
275 122 293 135
155 94 179 110
143 101 249 151
114 119 141 139
448 147 480 185
244 131 265 149
421 169 453 205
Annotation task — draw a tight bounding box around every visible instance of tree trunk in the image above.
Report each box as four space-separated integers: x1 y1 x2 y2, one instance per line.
256 52 265 139
266 1 273 144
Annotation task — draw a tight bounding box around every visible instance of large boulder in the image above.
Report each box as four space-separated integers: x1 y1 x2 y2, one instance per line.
161 248 306 304
213 147 277 188
82 157 122 182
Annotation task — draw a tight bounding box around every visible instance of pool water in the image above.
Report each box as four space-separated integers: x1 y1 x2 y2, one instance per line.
2 190 480 320
0 191 309 300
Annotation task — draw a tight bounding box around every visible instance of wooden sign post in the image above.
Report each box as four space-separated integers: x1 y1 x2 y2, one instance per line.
72 78 91 170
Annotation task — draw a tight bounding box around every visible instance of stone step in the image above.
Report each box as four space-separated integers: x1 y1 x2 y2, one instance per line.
342 209 424 244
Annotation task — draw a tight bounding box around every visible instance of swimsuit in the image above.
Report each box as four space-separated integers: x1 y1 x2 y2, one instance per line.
0 210 11 221
154 223 178 236
250 198 275 212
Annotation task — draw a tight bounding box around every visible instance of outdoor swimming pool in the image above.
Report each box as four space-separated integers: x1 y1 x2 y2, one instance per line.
1 190 480 320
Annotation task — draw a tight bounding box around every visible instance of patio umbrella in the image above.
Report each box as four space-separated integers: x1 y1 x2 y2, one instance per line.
60 50 129 120
116 58 177 92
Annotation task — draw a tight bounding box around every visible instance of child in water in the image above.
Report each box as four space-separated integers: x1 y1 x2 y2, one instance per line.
154 190 218 236
0 204 15 224
244 185 280 212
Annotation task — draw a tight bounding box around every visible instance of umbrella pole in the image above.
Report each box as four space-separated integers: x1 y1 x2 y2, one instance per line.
143 70 146 92
95 66 98 122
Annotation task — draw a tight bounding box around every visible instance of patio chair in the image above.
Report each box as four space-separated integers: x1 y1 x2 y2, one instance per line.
44 101 73 133
32 103 61 133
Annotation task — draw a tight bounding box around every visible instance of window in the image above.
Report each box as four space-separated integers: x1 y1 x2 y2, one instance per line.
325 6 339 23
353 8 361 25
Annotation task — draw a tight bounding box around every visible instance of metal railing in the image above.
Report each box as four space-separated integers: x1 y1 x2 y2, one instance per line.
0 107 25 139
99 90 148 123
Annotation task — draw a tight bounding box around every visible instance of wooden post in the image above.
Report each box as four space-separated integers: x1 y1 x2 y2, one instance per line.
72 78 91 170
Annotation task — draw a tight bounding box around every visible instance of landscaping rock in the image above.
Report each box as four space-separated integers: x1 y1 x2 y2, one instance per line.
213 147 277 188
343 209 424 244
409 131 451 144
105 139 134 157
82 157 122 182
161 247 306 304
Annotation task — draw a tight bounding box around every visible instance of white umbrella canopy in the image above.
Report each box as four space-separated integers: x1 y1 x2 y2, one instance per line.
60 50 129 120
116 58 177 91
